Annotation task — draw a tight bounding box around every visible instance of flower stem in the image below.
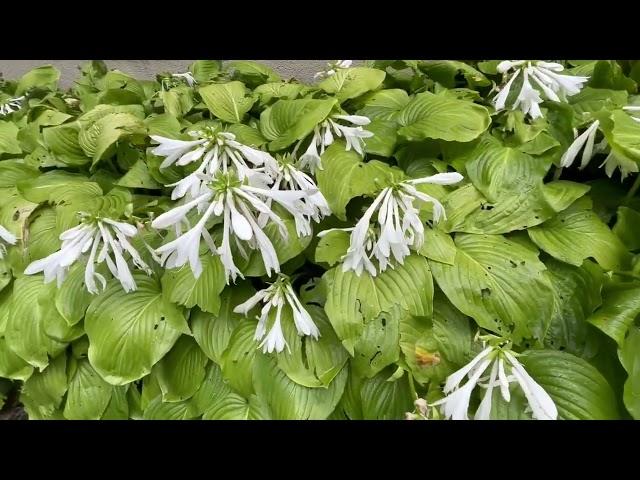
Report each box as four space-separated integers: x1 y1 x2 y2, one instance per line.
552 166 563 181
407 372 418 400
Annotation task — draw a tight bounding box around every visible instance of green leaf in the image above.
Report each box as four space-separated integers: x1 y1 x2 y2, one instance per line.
587 282 640 346
161 254 226 314
324 254 433 355
397 92 490 142
85 274 188 385
101 385 129 419
155 336 209 402
316 143 400 220
229 61 281 88
190 60 222 83
314 229 350 266
220 319 259 397
161 85 194 118
277 305 349 387
143 395 200 420
319 67 386 102
42 123 90 166
253 353 348 420
430 233 555 342
432 290 474 366
191 283 256 363
364 119 398 157
359 369 413 420
202 392 271 420
254 82 306 105
520 350 620 420
63 359 114 420
588 60 636 93
356 89 411 120
20 353 67 420
619 327 640 419
0 160 39 188
198 81 255 123
78 112 146 164
0 337 34 381
417 228 457 265
418 60 490 88
15 65 60 95
54 262 94 327
116 159 163 189
0 121 22 155
4 276 68 370
545 259 603 355
259 98 336 151
528 196 632 271
569 87 628 116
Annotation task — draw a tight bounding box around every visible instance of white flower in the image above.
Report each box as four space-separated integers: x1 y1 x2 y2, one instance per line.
320 172 463 276
313 60 353 81
152 171 315 283
297 114 373 173
560 120 601 168
24 215 151 294
150 128 278 199
0 96 25 116
493 61 589 118
0 225 17 259
623 105 640 123
172 71 196 87
233 274 320 353
431 340 558 421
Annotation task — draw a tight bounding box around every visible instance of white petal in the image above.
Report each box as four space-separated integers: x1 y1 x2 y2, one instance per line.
443 346 494 394
505 352 558 420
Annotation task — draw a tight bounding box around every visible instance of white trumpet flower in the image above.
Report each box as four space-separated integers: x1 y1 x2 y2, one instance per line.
0 96 25 116
431 340 558 421
623 105 640 123
493 61 588 118
560 120 601 169
233 274 320 354
171 71 196 87
24 215 151 294
319 172 463 276
151 171 315 283
150 128 278 199
313 60 353 81
0 225 17 259
297 114 373 173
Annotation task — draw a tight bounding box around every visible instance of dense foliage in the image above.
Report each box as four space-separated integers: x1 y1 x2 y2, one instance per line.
0 59 639 420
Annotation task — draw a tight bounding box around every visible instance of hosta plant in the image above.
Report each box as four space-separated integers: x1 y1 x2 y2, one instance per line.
0 59 640 420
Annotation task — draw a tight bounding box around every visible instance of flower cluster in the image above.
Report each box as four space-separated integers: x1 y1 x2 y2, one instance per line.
320 172 463 276
431 337 557 420
313 60 353 81
296 114 373 173
233 273 320 353
24 214 152 294
150 128 331 283
0 96 25 116
493 61 588 119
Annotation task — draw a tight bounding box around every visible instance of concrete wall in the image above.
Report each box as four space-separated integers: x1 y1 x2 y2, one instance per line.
0 60 364 87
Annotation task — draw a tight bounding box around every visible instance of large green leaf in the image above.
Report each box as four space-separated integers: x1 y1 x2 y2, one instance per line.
220 319 259 397
63 359 114 420
619 327 640 419
155 336 209 402
161 254 226 314
202 392 271 420
430 233 555 342
397 92 490 142
356 89 410 120
85 274 188 385
324 254 433 355
54 262 95 327
587 282 640 346
0 337 34 381
191 283 256 363
359 369 413 420
116 159 162 189
0 121 22 155
253 353 348 420
521 350 620 420
316 142 401 220
19 353 67 420
544 259 603 355
42 123 90 166
318 67 386 102
259 98 336 151
78 112 146 164
15 65 60 95
528 196 631 271
198 81 254 123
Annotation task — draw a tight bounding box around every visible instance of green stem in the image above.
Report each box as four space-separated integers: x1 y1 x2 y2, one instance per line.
552 166 563 181
407 372 418 401
626 174 640 202
613 271 640 282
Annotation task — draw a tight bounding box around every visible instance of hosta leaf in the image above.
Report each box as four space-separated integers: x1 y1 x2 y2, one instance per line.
417 228 457 265
199 81 254 123
613 206 640 250
155 336 209 403
78 112 146 164
85 274 188 385
521 349 619 420
356 89 410 121
190 60 222 83
528 196 631 271
142 396 200 420
364 119 398 157
202 392 271 420
253 353 348 420
319 67 386 102
359 369 413 420
63 359 114 420
20 353 67 420
0 337 34 381
259 98 336 151
161 254 226 314
42 123 90 166
220 319 259 397
430 233 555 342
55 262 95 327
587 282 640 346
229 61 281 88
0 121 22 155
397 92 490 142
116 159 162 189
314 229 350 266
15 65 60 95
324 254 434 355
619 327 640 419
